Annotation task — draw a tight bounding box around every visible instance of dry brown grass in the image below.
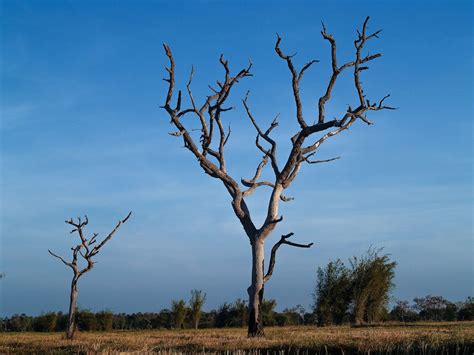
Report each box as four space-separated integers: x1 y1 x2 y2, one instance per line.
1 322 473 354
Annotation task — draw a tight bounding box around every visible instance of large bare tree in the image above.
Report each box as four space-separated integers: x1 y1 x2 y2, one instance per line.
161 17 393 337
49 212 131 339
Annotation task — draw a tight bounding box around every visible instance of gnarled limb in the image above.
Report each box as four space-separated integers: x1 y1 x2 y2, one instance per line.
90 211 132 257
48 249 73 268
275 34 319 129
264 233 314 283
243 93 280 177
162 44 258 239
302 153 341 165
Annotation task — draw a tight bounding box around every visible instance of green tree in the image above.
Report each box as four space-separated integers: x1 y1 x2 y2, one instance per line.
313 259 352 326
350 248 396 324
171 299 187 329
189 289 206 329
7 314 32 331
278 305 305 326
215 303 232 327
390 300 419 322
261 299 277 326
231 298 248 327
458 297 474 321
414 295 451 321
56 312 68 331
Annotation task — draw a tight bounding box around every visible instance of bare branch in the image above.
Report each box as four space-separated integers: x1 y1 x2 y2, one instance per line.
48 249 73 268
301 115 358 156
318 22 356 124
223 123 232 146
88 233 98 246
264 233 314 283
243 93 280 177
275 34 308 129
302 153 341 164
161 44 263 239
298 59 319 81
280 194 294 202
241 155 269 187
371 94 396 110
162 43 176 113
169 131 185 137
90 212 132 256
242 181 275 198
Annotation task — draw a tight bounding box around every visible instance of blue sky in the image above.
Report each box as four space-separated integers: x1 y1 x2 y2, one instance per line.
0 0 472 316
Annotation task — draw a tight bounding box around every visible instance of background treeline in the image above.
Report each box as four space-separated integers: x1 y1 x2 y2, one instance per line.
0 299 306 332
2 249 472 332
1 295 472 332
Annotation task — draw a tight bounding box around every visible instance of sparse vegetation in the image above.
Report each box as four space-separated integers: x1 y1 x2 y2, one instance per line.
0 323 472 353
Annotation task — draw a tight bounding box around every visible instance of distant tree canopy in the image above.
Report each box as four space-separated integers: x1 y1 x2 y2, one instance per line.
189 289 206 329
2 295 472 332
171 299 187 329
412 295 458 321
313 248 396 326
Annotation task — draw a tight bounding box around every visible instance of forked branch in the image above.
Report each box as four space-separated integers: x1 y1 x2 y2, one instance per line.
275 34 319 129
49 212 132 279
162 44 258 238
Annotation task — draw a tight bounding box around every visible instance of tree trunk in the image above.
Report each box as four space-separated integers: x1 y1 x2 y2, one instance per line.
66 278 78 339
354 297 366 326
247 240 265 337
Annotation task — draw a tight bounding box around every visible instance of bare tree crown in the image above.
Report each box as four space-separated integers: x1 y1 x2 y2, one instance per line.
162 16 393 241
48 212 132 278
161 17 393 279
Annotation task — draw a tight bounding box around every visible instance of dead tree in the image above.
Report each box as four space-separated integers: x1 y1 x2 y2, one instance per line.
161 17 394 337
48 212 131 339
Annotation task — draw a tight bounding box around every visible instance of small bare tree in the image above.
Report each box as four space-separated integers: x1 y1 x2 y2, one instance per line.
161 17 393 337
48 212 131 339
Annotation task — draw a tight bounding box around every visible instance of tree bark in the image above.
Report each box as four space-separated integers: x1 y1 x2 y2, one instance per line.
354 296 367 326
247 240 265 337
66 278 78 339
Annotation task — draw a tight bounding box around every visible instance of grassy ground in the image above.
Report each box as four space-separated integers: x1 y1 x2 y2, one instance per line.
0 322 473 354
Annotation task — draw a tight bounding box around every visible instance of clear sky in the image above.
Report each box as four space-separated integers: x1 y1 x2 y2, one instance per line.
0 0 472 316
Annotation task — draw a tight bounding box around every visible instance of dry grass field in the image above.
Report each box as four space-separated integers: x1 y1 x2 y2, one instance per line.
1 322 473 354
